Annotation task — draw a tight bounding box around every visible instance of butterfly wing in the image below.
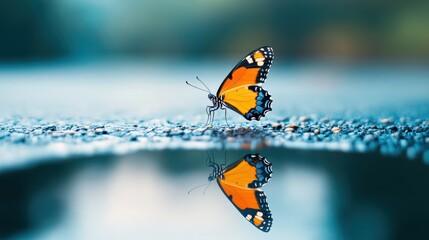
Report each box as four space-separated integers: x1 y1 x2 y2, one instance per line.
217 46 274 120
216 46 274 95
217 154 273 232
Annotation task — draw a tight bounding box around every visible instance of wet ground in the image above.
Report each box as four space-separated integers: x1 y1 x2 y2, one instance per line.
0 115 428 172
1 61 429 239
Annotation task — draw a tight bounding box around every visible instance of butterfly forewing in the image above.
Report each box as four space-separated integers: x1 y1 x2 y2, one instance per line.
217 46 274 96
217 47 274 120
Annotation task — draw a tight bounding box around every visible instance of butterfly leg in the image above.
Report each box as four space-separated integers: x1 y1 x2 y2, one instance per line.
205 106 211 125
210 109 215 125
220 151 227 168
206 106 216 126
206 150 215 167
220 105 230 127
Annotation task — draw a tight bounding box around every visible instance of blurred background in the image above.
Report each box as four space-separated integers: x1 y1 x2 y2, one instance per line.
1 0 429 62
0 0 428 119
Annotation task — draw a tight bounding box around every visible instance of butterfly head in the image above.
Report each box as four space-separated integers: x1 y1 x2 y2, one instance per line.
208 161 223 182
208 93 216 101
208 172 216 182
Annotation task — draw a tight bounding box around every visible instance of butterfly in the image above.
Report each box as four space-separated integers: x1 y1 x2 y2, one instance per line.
186 46 274 124
208 153 273 232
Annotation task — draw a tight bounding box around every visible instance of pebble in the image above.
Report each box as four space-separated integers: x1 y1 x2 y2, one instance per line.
285 127 295 132
270 122 282 130
51 132 65 137
314 129 320 134
299 116 309 122
94 128 104 134
64 130 75 135
285 124 298 129
380 118 392 124
331 127 341 134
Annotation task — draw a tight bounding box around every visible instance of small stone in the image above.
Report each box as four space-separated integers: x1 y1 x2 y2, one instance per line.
299 116 309 122
331 127 341 134
94 128 104 134
43 125 56 131
64 130 75 135
389 126 398 132
270 122 282 130
380 118 392 124
285 127 295 132
314 129 320 134
402 126 412 133
51 131 65 137
285 124 298 129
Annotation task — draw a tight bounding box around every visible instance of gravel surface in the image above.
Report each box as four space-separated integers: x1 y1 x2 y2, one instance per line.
1 115 428 170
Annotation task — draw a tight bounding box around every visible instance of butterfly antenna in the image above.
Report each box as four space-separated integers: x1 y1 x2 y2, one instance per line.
188 182 210 195
196 76 212 94
186 81 210 93
203 181 212 195
222 151 227 167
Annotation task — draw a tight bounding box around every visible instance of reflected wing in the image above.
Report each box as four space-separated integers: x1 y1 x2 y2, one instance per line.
217 180 272 232
223 154 273 188
216 46 274 120
217 154 273 232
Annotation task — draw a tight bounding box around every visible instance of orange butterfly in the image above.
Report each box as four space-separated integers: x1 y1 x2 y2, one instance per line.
208 153 273 232
187 46 274 124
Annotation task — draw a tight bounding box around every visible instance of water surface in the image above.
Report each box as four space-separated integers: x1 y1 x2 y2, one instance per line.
2 149 428 240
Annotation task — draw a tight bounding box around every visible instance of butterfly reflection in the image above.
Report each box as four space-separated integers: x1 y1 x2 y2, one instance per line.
208 153 273 232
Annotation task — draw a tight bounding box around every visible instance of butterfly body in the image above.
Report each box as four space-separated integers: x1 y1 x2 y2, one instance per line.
196 46 274 124
208 154 273 232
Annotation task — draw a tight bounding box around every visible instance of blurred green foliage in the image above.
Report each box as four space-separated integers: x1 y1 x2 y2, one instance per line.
0 0 428 61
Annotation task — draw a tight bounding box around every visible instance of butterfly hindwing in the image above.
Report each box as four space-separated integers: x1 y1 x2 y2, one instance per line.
217 181 273 232
222 86 272 120
217 154 273 232
242 154 273 188
216 46 274 121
